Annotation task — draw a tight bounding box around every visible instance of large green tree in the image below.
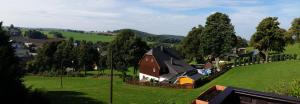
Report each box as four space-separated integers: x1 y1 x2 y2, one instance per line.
129 37 149 76
30 42 59 73
0 22 27 103
108 29 149 80
179 25 204 63
200 12 236 58
288 18 300 42
250 17 286 61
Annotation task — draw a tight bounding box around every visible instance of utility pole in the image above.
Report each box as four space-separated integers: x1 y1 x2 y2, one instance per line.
60 60 63 88
110 47 113 104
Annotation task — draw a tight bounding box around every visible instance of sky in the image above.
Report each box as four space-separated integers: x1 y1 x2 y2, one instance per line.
0 0 299 39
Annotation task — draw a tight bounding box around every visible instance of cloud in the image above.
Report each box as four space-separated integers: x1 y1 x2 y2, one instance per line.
0 0 299 39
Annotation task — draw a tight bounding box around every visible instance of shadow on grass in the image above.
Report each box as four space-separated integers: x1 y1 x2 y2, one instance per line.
46 91 106 104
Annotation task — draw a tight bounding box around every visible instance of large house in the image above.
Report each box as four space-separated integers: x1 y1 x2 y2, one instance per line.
139 46 203 83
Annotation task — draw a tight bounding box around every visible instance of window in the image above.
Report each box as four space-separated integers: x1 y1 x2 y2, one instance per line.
146 58 148 61
153 68 156 72
151 59 153 62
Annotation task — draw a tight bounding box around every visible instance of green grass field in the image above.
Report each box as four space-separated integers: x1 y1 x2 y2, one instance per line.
24 60 300 104
44 31 114 43
285 43 300 58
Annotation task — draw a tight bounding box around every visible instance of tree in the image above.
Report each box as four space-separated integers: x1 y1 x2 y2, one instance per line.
0 22 27 103
250 17 286 61
108 29 149 81
235 36 248 48
78 40 88 75
200 12 236 58
30 42 59 73
95 41 109 75
49 31 64 38
288 18 300 42
179 25 204 63
129 37 149 76
24 30 47 39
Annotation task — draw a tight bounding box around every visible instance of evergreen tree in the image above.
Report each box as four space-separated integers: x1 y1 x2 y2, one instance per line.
0 22 27 103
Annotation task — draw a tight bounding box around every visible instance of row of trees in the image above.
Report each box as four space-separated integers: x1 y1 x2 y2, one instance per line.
179 12 300 63
28 29 149 78
27 38 108 75
24 30 48 39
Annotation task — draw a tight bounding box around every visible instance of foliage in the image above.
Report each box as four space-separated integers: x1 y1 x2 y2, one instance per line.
108 29 149 80
30 42 59 73
29 38 101 75
179 25 204 63
288 18 300 42
235 36 248 48
8 24 22 36
250 17 286 53
49 31 64 38
25 30 47 39
0 22 28 103
269 80 300 98
200 12 236 57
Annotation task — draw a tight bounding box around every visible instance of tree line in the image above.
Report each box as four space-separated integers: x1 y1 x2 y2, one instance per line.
179 12 300 63
26 29 149 78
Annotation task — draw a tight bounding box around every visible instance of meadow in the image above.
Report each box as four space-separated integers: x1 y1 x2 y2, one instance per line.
44 31 114 43
24 60 300 104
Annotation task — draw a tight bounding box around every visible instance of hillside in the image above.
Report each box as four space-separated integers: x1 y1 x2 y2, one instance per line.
113 29 184 42
18 27 184 43
43 30 114 43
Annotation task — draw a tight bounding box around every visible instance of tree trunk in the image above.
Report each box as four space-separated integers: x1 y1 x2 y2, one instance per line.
265 50 269 63
84 64 86 76
133 65 137 77
215 57 220 72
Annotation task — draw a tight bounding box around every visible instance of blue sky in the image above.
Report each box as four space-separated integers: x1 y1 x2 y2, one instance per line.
0 0 299 39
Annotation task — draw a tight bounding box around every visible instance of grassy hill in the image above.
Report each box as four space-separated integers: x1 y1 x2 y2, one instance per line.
24 60 300 104
43 31 114 43
285 43 300 58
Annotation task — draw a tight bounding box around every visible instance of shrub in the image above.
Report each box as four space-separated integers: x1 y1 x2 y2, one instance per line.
269 80 300 98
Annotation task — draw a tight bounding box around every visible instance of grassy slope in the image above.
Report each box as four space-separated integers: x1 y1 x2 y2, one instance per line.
285 43 300 57
43 31 114 42
24 60 300 104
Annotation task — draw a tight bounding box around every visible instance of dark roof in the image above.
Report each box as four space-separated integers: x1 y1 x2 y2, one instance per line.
184 69 204 81
146 46 194 74
209 87 300 104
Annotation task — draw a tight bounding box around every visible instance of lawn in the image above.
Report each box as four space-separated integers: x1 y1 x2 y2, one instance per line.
44 31 114 43
285 43 300 58
24 60 300 104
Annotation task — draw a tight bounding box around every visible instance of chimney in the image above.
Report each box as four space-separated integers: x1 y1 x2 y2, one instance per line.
171 57 173 65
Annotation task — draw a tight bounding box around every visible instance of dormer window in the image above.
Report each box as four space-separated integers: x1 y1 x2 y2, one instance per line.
153 68 156 72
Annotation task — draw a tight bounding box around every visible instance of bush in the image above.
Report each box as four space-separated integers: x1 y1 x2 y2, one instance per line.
26 88 50 104
24 30 47 39
269 80 300 98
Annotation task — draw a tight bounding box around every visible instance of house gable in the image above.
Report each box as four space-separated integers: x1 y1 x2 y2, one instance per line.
139 55 160 78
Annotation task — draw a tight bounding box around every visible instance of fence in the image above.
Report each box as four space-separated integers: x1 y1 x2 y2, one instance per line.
125 79 192 89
